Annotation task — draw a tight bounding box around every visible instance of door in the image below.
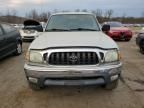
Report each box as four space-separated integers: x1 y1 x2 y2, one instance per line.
1 24 17 53
0 24 7 57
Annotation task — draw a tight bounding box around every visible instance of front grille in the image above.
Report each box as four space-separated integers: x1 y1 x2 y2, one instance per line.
120 32 125 35
48 52 99 65
24 36 35 38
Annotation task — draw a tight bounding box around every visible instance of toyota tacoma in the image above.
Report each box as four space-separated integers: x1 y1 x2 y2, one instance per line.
24 12 122 90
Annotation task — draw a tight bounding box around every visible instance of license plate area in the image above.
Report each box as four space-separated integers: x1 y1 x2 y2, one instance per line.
64 80 84 85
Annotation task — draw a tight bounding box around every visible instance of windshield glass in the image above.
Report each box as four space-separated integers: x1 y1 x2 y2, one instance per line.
106 22 123 27
24 25 43 32
24 26 37 30
45 14 100 31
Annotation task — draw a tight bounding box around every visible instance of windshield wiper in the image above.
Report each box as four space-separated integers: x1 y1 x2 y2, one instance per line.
69 28 98 31
46 28 69 31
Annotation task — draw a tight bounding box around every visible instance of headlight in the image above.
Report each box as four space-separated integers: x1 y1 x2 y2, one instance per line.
25 50 43 63
105 50 120 62
109 30 114 33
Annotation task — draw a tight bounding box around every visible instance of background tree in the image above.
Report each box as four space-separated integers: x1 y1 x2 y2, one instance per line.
26 9 39 20
91 9 103 22
82 9 88 12
142 11 144 18
75 9 80 12
104 9 114 19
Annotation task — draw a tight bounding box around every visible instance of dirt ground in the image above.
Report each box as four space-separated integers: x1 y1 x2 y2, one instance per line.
0 36 144 108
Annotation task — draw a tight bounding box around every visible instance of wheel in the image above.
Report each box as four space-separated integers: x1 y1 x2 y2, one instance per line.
104 79 119 90
28 82 44 91
125 38 130 41
140 40 144 54
15 42 22 55
140 47 144 54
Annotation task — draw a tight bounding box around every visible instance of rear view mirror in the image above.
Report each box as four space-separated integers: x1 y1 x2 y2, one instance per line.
102 24 110 32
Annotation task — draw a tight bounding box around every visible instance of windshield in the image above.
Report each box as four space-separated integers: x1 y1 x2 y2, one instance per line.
23 25 43 32
106 22 123 27
45 14 100 31
24 26 37 30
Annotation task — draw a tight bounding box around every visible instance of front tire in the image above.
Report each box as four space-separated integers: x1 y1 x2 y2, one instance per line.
140 47 144 54
15 42 22 55
104 79 119 90
140 40 144 54
125 38 130 41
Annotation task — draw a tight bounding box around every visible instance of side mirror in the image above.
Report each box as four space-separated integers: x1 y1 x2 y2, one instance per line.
36 25 43 32
102 24 110 32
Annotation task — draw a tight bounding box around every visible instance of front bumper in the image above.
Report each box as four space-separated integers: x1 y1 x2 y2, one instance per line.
24 63 122 86
111 34 132 40
22 35 37 40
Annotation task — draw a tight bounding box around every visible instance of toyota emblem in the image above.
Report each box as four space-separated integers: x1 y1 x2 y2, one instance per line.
69 55 79 62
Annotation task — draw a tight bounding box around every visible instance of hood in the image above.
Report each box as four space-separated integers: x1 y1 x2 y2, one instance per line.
24 19 41 26
110 27 130 31
23 20 43 32
29 32 118 50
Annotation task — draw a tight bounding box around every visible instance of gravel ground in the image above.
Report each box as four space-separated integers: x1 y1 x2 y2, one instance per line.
0 36 144 108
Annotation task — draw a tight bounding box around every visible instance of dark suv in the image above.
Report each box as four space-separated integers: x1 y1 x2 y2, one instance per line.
0 22 22 59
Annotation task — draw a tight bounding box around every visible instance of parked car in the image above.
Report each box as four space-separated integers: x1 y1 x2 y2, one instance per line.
20 20 43 41
0 22 22 59
11 24 24 30
103 21 133 41
136 27 144 53
24 12 122 90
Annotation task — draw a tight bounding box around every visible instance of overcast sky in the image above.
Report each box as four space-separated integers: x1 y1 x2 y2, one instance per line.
0 0 144 17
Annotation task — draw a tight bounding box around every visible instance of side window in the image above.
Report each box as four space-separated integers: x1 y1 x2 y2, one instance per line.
0 26 3 36
1 24 16 33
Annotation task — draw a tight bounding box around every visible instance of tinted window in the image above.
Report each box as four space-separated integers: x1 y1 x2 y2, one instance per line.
105 22 123 27
46 14 100 31
1 24 16 33
0 27 3 36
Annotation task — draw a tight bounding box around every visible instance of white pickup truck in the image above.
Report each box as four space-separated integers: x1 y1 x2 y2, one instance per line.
24 12 122 90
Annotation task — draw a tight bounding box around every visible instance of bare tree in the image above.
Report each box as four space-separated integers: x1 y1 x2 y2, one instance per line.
96 9 103 17
75 9 80 12
53 9 58 13
25 12 29 18
39 12 48 21
62 10 70 12
11 9 17 16
91 9 103 23
11 9 18 23
6 9 10 16
47 11 51 19
91 9 103 17
31 9 39 20
0 12 3 16
5 9 11 23
142 11 144 17
121 13 127 23
82 9 87 12
27 9 39 20
104 9 114 19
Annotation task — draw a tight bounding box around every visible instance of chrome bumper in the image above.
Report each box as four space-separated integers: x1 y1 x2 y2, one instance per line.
24 63 122 86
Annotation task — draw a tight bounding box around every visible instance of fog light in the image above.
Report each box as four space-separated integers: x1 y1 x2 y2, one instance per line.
111 75 119 81
28 77 38 83
109 68 118 74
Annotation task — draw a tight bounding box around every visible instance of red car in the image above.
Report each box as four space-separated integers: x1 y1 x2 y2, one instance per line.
103 22 133 41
